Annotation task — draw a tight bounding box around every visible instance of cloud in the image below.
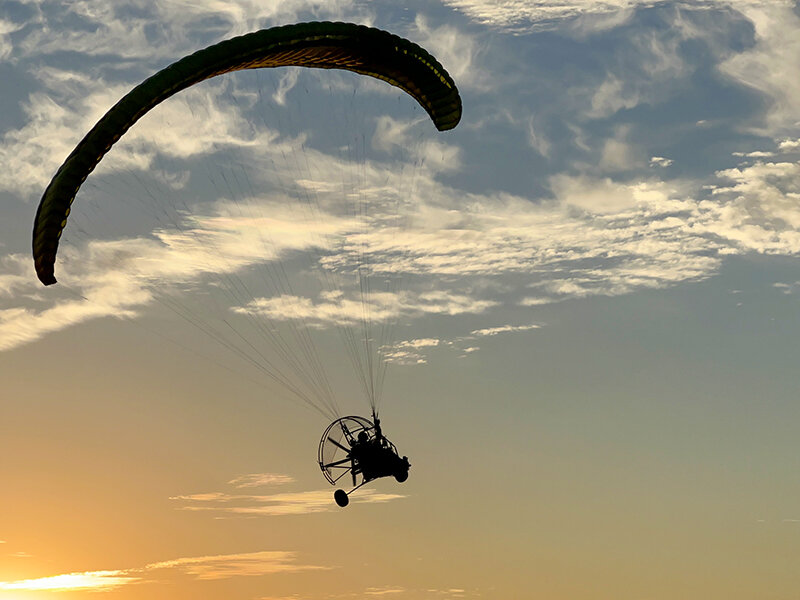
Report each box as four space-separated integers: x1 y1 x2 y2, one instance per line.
773 281 799 295
10 0 371 61
4 3 800 371
598 126 641 171
0 191 353 353
0 163 756 357
0 570 138 592
440 0 654 32
235 291 497 328
383 324 542 364
273 69 301 106
0 17 22 60
0 69 262 198
470 324 541 336
171 488 404 516
778 139 800 152
582 15 704 119
373 116 462 174
717 2 800 134
441 0 795 34
144 551 327 579
229 473 296 488
588 74 641 119
381 338 442 365
0 550 325 592
703 160 800 252
381 350 429 366
650 156 673 168
732 151 775 158
550 173 667 213
6 153 797 360
410 15 485 90
0 290 141 352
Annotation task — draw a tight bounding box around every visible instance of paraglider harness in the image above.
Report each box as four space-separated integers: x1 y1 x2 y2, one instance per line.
318 412 410 507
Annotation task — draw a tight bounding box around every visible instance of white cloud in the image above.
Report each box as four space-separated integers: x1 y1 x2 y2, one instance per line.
229 473 296 488
383 324 542 363
718 2 800 134
520 296 556 306
704 161 800 251
236 290 496 328
0 256 36 299
778 139 800 152
470 324 541 336
0 549 326 592
733 151 775 158
583 17 701 119
773 282 799 295
381 350 428 365
272 69 301 106
171 488 404 516
441 0 654 32
526 117 551 158
4 4 800 370
6 153 797 359
0 69 269 198
589 75 640 118
11 0 370 61
598 126 641 171
550 173 668 213
0 570 138 592
410 15 484 90
373 116 462 176
0 286 142 352
145 550 327 579
441 0 795 33
392 338 441 349
650 156 673 168
0 17 22 60
381 338 442 365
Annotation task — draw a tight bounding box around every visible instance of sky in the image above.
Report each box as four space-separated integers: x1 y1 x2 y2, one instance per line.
2 0 800 598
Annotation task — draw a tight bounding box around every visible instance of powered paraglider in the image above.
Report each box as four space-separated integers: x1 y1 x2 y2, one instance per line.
318 415 409 507
31 22 461 501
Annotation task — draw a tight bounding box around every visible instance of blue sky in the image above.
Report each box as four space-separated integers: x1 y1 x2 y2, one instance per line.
1 1 800 599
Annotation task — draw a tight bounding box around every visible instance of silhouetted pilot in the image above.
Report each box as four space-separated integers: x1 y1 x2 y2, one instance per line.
350 430 381 480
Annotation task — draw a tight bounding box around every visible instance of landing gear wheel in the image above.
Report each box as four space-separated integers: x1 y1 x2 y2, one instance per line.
394 470 408 483
334 489 349 507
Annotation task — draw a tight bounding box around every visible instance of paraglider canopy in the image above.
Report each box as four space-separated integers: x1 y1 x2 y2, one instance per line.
32 21 462 286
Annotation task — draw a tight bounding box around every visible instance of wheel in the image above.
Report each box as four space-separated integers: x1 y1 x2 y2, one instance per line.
394 469 408 483
334 489 349 507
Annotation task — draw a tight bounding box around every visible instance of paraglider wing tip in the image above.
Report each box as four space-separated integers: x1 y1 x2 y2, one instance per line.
436 116 461 132
34 257 57 285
